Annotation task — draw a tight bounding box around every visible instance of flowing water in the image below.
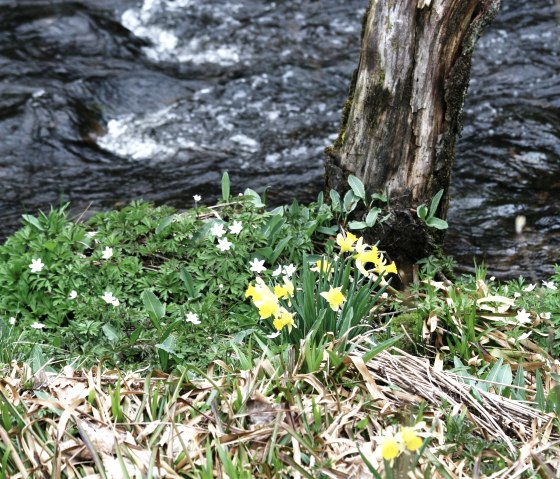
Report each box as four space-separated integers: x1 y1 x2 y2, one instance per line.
0 0 558 280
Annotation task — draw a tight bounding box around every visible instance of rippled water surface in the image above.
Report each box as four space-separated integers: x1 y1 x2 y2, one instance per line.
0 0 558 279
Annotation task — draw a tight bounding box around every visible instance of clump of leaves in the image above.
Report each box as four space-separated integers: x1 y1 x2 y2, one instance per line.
0 179 336 370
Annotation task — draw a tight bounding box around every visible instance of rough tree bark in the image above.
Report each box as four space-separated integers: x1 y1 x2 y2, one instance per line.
325 0 500 279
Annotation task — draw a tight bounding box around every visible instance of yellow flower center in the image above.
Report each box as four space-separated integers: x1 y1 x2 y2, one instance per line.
273 308 295 332
401 427 423 451
380 436 400 460
320 286 346 311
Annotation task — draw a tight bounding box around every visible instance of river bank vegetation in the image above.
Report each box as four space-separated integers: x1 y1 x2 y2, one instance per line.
0 176 559 478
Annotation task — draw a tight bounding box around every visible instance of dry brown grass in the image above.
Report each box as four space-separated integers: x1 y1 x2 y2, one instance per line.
0 345 558 478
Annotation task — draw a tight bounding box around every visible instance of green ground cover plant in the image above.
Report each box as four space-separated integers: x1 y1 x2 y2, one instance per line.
0 174 559 478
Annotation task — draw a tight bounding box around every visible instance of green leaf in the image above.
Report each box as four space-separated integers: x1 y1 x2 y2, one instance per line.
365 208 380 227
348 221 367 230
536 369 546 411
28 345 48 374
512 365 526 401
130 327 142 346
329 189 341 212
429 189 445 218
348 175 366 200
262 215 285 243
180 268 198 298
417 204 428 221
371 192 388 203
316 225 339 235
155 215 175 234
141 290 165 325
362 335 404 362
43 241 57 251
22 214 44 231
270 236 292 264
155 334 177 355
358 448 383 479
485 359 512 395
221 171 230 202
102 324 120 342
243 188 264 207
546 385 560 414
255 246 274 262
343 190 358 213
425 217 449 230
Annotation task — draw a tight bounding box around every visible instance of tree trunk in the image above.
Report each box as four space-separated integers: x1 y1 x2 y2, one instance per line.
325 0 500 279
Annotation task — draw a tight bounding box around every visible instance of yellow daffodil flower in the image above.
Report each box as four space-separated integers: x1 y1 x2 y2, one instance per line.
272 308 295 332
245 283 258 299
258 298 280 319
282 278 294 297
400 427 423 451
274 279 294 299
376 260 398 276
379 433 401 460
320 286 346 311
274 284 288 299
336 231 358 253
310 257 331 273
250 278 280 319
354 245 380 275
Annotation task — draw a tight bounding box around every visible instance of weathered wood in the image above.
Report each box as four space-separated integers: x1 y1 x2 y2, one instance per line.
326 0 500 276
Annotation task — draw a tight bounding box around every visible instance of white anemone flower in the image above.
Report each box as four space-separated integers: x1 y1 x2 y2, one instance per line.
29 258 45 273
101 247 113 260
217 237 233 252
102 292 120 306
211 223 226 238
249 258 267 274
283 264 297 278
515 309 532 324
186 312 201 324
229 220 243 235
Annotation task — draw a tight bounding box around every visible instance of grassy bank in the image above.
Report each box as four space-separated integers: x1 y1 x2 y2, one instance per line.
0 177 559 478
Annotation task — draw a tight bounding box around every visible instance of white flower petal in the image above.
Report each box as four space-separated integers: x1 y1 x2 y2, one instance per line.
102 292 118 304
29 258 45 273
101 247 113 260
229 220 243 235
283 264 297 278
249 258 267 274
211 223 226 238
217 237 233 251
515 309 532 324
186 312 201 324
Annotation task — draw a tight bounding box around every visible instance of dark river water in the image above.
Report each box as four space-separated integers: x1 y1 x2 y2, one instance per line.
0 0 558 280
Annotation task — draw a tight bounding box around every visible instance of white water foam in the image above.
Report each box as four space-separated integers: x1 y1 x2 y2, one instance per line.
121 0 242 66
